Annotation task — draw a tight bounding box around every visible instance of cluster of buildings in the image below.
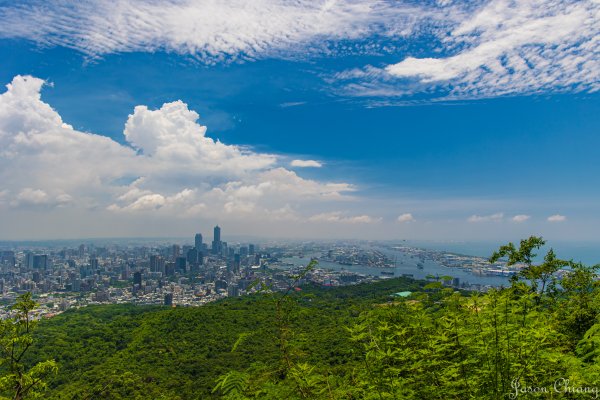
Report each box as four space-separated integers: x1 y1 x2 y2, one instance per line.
0 228 387 319
319 245 395 268
390 245 521 277
0 226 264 317
1 231 539 319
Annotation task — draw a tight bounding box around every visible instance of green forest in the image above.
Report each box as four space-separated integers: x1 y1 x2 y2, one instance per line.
2 237 600 399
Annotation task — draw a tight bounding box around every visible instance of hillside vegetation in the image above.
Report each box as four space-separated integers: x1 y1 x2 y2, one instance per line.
4 237 600 399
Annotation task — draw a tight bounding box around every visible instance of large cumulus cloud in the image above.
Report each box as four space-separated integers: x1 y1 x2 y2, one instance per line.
0 75 368 234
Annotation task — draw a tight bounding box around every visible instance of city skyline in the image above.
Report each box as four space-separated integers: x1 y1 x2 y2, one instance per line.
1 1 599 242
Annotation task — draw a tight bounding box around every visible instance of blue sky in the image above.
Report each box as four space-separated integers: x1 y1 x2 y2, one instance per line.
0 0 599 241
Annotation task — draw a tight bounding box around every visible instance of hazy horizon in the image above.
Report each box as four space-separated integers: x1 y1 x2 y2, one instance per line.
3 235 600 265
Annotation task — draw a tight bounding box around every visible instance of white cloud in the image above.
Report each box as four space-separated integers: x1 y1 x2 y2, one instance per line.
547 214 567 222
511 214 530 223
309 212 380 224
190 168 355 220
397 213 415 223
14 188 50 205
4 1 593 101
123 100 276 181
8 187 74 208
121 194 166 212
280 102 307 108
0 75 355 231
467 212 503 223
0 1 436 61
0 75 137 208
0 74 589 240
290 159 322 168
339 0 600 100
108 188 202 213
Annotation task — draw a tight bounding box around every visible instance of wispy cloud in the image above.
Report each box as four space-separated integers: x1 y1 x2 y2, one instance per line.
309 212 380 224
3 1 594 101
0 0 439 62
547 214 567 222
280 102 307 108
467 212 503 223
511 214 530 223
290 159 322 168
397 213 415 223
337 0 600 101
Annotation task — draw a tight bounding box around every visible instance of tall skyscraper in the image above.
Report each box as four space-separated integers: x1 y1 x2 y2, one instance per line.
172 244 180 260
25 252 34 269
212 225 222 255
175 257 187 273
234 253 241 273
150 255 165 274
32 255 48 270
0 251 15 268
186 248 199 264
165 263 175 276
194 233 203 249
133 271 142 286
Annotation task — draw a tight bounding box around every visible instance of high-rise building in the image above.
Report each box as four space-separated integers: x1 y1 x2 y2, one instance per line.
32 255 48 270
172 244 180 260
164 293 173 306
212 225 222 255
133 271 142 286
194 233 203 250
175 257 187 273
24 252 34 269
234 253 241 273
150 255 159 272
0 251 15 268
227 285 239 297
121 268 130 280
221 242 228 256
186 248 199 265
165 263 175 276
150 255 165 274
248 244 255 255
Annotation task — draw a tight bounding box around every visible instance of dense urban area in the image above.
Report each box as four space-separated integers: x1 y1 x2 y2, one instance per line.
0 226 534 319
